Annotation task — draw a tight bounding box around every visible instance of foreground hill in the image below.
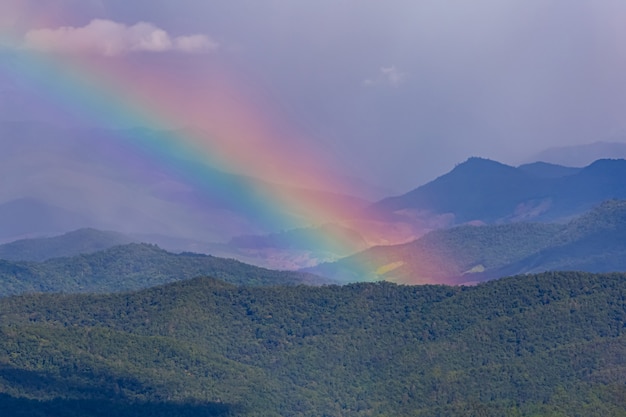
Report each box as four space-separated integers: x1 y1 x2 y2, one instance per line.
0 243 328 297
0 228 137 262
309 200 626 284
0 272 625 416
374 157 626 224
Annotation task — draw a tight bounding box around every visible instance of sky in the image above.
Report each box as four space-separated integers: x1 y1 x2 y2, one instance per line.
2 0 626 195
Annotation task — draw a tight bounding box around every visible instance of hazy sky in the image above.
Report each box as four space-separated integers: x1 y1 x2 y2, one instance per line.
2 0 626 194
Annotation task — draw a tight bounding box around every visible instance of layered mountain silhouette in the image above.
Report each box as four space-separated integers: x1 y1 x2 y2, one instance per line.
373 157 626 224
0 242 329 297
0 228 137 262
308 200 626 284
5 120 626 272
516 161 581 178
528 140 626 167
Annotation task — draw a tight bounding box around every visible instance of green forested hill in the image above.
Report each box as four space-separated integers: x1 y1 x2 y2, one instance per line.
1 272 625 416
483 199 626 279
0 243 328 297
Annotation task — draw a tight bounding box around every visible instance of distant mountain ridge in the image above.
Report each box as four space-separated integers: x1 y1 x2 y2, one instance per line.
373 157 626 224
0 228 137 261
528 140 626 167
309 200 626 284
6 121 626 272
516 161 582 178
0 243 329 297
374 157 542 223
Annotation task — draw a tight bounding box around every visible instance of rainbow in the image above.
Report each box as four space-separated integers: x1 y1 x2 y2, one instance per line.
3 44 354 220
0 17 428 281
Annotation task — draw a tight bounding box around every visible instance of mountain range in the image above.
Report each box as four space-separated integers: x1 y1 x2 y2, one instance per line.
204 157 626 269
308 200 626 284
3 198 626 290
4 119 626 272
0 241 329 297
4 122 626 416
374 157 626 225
4 156 626 279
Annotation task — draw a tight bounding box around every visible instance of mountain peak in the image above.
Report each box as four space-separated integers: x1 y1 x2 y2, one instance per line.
582 158 626 173
372 157 533 223
446 157 521 180
453 157 511 171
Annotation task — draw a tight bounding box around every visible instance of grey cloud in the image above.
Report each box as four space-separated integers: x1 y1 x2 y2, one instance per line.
8 0 626 192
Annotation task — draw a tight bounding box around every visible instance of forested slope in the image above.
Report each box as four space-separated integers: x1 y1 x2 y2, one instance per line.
0 272 625 416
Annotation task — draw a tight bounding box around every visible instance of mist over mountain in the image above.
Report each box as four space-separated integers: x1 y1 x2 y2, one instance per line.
0 242 328 297
0 122 246 242
0 198 92 241
6 120 626 272
0 122 372 248
0 228 137 262
310 200 626 284
528 141 626 167
6 2 626 416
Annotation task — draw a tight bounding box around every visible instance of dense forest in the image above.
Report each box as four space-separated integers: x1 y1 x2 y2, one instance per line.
1 271 625 416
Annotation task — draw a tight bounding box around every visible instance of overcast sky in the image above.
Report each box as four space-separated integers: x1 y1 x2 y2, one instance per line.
2 0 626 194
